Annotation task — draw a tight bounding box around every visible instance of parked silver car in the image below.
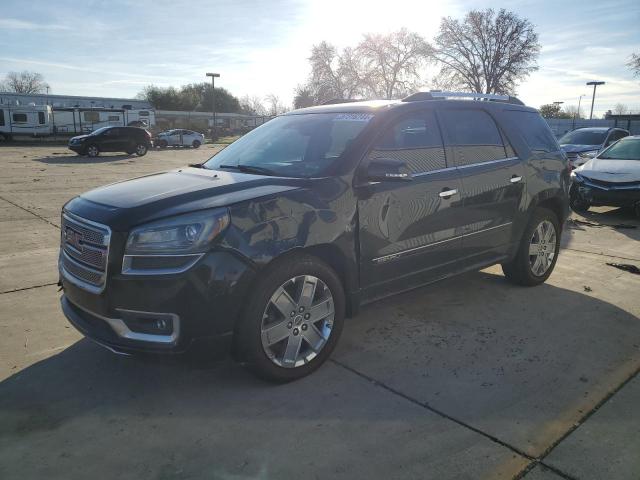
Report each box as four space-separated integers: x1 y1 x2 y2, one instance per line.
155 129 204 149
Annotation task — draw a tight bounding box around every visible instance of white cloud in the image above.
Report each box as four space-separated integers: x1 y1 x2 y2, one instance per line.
0 18 69 30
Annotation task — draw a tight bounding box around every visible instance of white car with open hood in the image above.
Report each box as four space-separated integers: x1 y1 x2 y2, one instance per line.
570 135 640 216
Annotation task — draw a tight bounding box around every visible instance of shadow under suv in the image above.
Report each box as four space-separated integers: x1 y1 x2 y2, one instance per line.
59 92 570 382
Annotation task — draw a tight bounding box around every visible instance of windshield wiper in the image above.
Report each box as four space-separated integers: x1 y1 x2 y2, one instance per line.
219 164 277 176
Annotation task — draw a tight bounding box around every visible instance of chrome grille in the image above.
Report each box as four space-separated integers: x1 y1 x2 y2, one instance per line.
59 212 111 293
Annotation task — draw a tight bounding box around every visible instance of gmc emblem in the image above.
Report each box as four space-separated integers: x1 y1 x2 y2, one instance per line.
64 227 83 251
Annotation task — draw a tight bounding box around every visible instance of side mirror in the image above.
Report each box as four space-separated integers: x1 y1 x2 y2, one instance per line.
367 158 412 182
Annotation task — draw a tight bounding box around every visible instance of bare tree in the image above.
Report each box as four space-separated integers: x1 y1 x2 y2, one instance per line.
265 94 287 116
613 103 629 115
433 9 540 94
1 71 50 94
305 41 364 104
563 105 582 119
240 95 267 115
357 28 433 99
628 52 640 78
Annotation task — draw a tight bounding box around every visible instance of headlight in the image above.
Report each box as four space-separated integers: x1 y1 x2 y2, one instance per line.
123 208 230 274
578 150 598 159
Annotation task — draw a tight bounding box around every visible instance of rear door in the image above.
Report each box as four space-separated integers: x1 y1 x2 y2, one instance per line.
98 128 119 151
438 108 525 261
357 110 465 296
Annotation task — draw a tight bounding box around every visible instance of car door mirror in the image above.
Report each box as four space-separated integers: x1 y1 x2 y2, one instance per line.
367 158 412 182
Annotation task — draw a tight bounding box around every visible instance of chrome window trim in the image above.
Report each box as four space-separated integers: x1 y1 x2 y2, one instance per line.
412 157 519 178
66 297 181 344
372 222 513 264
121 253 204 275
455 156 519 170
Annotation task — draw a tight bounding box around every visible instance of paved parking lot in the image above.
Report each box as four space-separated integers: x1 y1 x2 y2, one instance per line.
1 145 639 479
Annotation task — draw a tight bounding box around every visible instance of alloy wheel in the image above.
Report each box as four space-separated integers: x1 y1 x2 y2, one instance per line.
136 144 147 155
529 220 557 276
261 275 334 368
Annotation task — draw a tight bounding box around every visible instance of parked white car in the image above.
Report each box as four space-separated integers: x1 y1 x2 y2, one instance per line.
155 129 204 148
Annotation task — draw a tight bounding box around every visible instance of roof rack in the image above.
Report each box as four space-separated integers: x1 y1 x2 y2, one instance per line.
402 91 524 106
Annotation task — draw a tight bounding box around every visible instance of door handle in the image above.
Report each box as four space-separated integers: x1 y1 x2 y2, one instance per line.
439 189 458 198
510 175 523 183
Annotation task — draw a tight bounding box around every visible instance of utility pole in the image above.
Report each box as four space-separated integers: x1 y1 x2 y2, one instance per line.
586 81 605 120
206 72 220 140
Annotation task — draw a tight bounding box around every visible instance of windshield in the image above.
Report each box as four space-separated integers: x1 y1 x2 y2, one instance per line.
90 127 111 136
598 137 640 160
203 113 374 177
558 129 607 146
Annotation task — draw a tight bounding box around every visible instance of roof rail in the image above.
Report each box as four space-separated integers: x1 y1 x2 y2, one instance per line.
402 91 524 106
322 98 360 105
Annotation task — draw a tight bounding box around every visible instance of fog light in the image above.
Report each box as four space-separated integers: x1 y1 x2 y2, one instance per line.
156 319 168 330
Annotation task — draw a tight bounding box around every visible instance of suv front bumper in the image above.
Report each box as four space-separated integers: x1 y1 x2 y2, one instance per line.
59 250 256 357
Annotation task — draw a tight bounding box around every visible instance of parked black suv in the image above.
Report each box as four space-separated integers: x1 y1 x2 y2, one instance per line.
68 126 152 157
59 92 570 382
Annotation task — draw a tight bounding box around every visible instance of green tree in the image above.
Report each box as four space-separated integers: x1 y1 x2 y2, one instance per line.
539 103 571 119
137 83 242 112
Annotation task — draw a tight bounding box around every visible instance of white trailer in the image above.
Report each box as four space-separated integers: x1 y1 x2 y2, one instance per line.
0 105 155 140
52 108 155 134
0 104 52 139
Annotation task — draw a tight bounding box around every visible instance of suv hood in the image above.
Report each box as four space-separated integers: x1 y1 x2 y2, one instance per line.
81 167 301 209
70 134 90 142
577 158 640 183
560 144 600 153
67 167 303 228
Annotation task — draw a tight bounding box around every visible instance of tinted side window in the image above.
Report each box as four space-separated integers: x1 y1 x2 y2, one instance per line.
439 109 507 165
504 110 558 153
13 113 28 123
369 112 446 174
0 109 4 127
38 112 45 124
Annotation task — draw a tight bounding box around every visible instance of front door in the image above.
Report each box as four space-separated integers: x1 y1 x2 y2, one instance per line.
357 111 466 299
437 108 525 261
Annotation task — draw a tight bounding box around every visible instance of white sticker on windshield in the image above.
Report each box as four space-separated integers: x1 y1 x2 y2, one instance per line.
333 113 374 122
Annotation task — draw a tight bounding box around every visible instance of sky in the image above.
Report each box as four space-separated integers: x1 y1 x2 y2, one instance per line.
1 0 639 116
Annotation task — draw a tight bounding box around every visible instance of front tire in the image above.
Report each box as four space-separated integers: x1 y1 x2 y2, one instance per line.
236 255 345 382
192 140 201 149
502 207 561 286
86 144 100 157
569 190 590 213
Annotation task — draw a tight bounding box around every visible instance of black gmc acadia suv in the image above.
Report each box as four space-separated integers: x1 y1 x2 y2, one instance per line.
59 92 570 382
68 126 152 157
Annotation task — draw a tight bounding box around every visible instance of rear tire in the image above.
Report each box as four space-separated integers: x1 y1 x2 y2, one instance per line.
86 144 100 157
135 144 148 156
158 139 168 149
502 207 561 286
235 254 345 383
570 192 590 213
192 140 201 149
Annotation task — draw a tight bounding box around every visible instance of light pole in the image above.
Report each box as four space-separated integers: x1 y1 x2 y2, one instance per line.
586 81 605 120
574 94 585 129
206 72 220 140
